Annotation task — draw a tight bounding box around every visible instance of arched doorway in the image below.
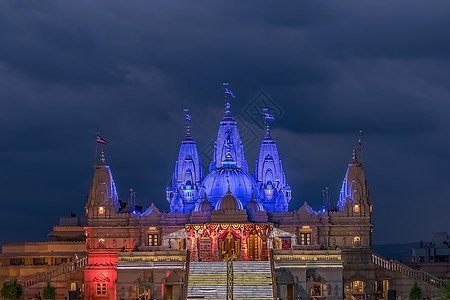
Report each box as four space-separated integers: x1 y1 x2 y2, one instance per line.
247 233 262 261
220 231 240 261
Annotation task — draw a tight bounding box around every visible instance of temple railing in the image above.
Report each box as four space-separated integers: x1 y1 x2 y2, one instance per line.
184 250 190 300
20 256 88 288
371 253 445 289
269 249 277 300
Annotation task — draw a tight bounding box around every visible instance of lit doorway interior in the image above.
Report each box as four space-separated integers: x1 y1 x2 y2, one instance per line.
247 233 262 261
220 231 240 261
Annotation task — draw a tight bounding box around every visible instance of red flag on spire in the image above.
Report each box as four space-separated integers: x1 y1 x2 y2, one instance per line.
96 134 107 145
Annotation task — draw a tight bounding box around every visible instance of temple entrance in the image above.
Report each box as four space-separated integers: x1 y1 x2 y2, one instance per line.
137 286 150 300
166 285 173 300
247 233 262 261
198 237 212 261
220 231 240 261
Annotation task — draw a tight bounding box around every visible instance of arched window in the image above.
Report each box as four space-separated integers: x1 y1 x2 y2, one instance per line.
98 207 104 215
98 238 105 248
353 236 361 247
354 204 360 213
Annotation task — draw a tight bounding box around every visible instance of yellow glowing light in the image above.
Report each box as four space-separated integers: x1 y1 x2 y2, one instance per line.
354 204 360 212
98 207 104 214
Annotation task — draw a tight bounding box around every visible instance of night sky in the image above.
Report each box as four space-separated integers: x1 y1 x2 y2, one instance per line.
1 1 449 245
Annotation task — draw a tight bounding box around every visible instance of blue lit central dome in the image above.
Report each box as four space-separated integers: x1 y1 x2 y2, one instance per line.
203 165 258 208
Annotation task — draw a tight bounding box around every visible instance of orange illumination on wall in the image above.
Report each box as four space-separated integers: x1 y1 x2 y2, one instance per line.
98 207 104 214
354 204 360 212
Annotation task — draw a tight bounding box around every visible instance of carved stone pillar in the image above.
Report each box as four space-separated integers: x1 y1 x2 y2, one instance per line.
191 235 198 261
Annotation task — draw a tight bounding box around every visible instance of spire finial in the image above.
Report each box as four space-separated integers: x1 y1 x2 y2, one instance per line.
222 83 235 120
100 151 106 165
263 108 275 140
352 148 357 161
226 175 231 194
358 130 363 164
183 108 192 140
129 188 134 206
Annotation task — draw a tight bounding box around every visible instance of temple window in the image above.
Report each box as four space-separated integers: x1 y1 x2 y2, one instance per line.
354 204 360 212
32 258 47 266
96 283 107 295
353 236 361 247
98 238 105 248
70 283 77 291
148 234 159 246
310 283 323 297
98 207 104 215
300 233 312 245
351 281 364 294
10 258 24 266
299 226 313 245
281 237 291 249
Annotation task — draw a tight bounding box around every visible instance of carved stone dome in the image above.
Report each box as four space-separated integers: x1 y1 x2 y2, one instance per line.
195 194 214 212
203 165 257 208
215 189 244 211
245 194 264 214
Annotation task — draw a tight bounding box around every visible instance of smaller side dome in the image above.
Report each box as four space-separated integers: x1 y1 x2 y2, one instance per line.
215 187 244 211
245 193 264 214
196 193 214 212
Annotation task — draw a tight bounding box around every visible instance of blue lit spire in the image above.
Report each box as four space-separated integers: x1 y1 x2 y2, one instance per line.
209 84 249 172
167 109 204 213
253 109 291 212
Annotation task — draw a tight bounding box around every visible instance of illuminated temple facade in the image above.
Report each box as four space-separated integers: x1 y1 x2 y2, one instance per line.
0 100 446 300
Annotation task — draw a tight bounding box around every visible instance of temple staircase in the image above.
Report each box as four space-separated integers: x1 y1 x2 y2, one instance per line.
20 257 88 288
187 261 274 299
372 253 445 289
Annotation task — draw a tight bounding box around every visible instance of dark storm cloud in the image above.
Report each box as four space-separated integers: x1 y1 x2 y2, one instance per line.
0 0 449 244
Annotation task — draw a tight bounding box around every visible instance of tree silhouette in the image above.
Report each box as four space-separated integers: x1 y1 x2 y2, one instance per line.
0 279 23 300
409 282 422 300
43 282 56 300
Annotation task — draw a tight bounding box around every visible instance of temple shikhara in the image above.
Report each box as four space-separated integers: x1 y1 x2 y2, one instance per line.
0 91 446 300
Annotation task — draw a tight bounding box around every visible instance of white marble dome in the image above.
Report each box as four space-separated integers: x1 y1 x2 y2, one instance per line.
203 165 258 208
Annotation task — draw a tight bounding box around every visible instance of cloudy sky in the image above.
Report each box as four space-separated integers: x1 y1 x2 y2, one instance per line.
0 0 449 245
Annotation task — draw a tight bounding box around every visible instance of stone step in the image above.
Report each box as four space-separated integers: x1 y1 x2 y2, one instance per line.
187 261 274 299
